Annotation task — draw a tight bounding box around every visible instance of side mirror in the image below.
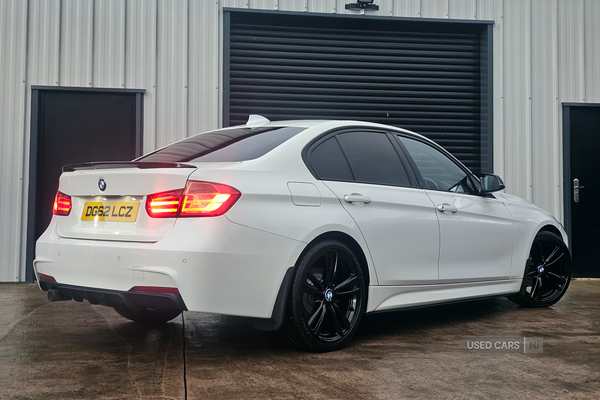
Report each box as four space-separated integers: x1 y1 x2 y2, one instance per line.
480 174 505 193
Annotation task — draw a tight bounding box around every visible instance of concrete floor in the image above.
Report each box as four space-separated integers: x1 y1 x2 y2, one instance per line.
0 281 599 400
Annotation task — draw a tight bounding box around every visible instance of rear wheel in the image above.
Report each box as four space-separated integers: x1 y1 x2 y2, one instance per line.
283 240 366 352
113 304 182 324
508 231 571 307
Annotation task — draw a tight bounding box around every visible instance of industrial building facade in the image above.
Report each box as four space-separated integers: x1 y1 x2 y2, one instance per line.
1 0 599 282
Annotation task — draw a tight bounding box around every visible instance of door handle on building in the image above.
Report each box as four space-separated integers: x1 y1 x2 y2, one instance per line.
574 178 585 203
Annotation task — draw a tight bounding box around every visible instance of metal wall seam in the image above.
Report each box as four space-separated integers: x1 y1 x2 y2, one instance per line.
92 0 126 88
59 0 94 87
125 0 158 153
584 0 600 102
530 0 559 215
0 0 28 282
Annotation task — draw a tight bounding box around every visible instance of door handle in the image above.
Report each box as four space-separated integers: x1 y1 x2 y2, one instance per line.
574 178 585 203
343 193 372 204
437 203 458 213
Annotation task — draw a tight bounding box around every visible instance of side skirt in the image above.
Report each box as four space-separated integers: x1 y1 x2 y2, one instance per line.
367 279 522 313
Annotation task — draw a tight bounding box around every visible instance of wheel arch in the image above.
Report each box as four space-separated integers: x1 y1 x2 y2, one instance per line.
538 224 569 250
300 231 372 288
253 230 372 332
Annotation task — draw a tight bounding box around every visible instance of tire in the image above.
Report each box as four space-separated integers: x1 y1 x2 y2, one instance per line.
113 304 182 324
283 240 366 352
508 231 571 307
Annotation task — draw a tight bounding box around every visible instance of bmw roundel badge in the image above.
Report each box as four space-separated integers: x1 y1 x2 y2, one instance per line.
98 178 107 191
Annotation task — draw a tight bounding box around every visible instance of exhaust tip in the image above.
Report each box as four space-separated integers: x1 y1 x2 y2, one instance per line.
47 289 66 302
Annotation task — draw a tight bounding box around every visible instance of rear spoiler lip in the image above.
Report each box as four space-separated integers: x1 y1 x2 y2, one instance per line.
62 161 196 172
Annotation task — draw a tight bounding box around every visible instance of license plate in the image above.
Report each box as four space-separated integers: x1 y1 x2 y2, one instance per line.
81 202 140 222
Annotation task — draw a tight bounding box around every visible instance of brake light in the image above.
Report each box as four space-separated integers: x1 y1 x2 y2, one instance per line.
146 189 183 218
53 191 71 216
145 181 240 218
180 181 241 217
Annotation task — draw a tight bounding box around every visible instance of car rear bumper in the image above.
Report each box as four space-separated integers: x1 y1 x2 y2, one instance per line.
38 278 187 311
34 216 305 319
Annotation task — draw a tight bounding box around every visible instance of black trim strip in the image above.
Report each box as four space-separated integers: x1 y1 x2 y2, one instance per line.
62 161 196 172
39 279 188 311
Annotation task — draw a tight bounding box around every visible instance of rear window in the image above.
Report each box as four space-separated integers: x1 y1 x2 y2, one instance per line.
137 126 305 163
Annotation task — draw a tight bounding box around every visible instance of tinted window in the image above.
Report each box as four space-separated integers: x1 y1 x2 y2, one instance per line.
398 136 477 194
309 137 354 181
137 126 304 163
337 132 411 186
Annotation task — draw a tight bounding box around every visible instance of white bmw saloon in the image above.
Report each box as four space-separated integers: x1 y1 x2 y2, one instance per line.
35 116 571 352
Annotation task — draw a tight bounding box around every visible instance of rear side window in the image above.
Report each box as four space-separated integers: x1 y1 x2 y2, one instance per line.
337 131 411 186
309 137 354 181
137 126 304 163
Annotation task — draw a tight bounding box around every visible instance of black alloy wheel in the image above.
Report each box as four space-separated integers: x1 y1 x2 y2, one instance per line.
283 240 366 352
508 231 571 307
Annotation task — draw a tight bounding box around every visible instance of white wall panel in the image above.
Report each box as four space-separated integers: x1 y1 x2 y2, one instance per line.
448 0 476 19
584 0 600 103
531 0 560 216
503 0 531 200
558 0 585 103
477 0 504 181
28 0 61 85
335 0 353 14
279 0 308 12
189 0 220 135
248 0 277 10
0 0 28 282
421 0 449 18
126 0 158 153
393 0 421 17
156 0 188 148
307 0 335 13
93 0 126 87
60 0 93 86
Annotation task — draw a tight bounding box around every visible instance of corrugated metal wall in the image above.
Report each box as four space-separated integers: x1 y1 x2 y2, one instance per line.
1 0 599 281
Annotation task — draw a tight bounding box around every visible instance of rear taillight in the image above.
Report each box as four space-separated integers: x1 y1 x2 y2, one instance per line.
145 189 183 218
53 191 71 216
145 181 240 218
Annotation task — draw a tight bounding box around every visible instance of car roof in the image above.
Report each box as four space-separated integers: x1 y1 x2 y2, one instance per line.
227 117 426 139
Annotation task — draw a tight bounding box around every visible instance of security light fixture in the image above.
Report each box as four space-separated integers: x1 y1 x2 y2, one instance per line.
345 0 379 11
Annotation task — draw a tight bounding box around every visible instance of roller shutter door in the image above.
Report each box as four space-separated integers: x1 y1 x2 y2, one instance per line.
224 11 491 174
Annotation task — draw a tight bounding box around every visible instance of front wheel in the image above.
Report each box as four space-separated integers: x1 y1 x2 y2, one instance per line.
283 240 366 352
113 304 182 324
508 231 571 307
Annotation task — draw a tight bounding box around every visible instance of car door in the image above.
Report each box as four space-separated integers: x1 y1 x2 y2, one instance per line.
397 135 514 282
306 130 440 285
